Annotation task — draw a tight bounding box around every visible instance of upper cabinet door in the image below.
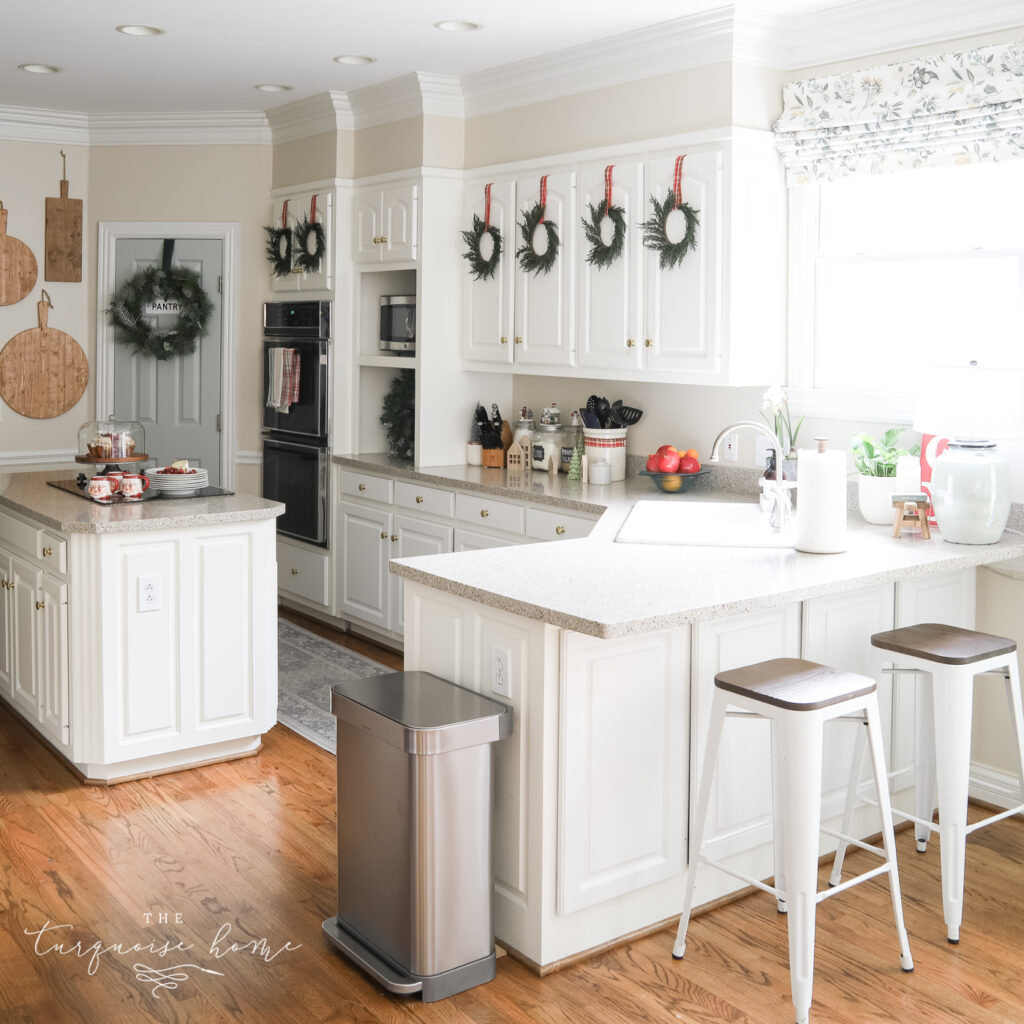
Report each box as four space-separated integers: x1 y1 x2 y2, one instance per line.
575 160 644 372
353 189 383 263
381 185 417 262
513 171 575 368
643 150 722 374
462 177 516 365
270 191 332 291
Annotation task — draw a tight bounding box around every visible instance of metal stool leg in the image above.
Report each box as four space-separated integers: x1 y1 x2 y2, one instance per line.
828 718 867 887
1004 658 1024 799
673 688 729 959
771 719 788 913
779 711 823 1024
865 698 914 972
931 665 973 943
914 672 937 853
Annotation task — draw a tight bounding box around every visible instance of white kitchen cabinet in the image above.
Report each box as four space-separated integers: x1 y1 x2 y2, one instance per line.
353 183 418 263
389 515 453 634
338 501 392 630
558 627 689 913
269 188 334 292
276 538 330 608
525 506 596 542
453 528 517 552
37 572 69 751
10 552 42 725
0 548 12 698
575 160 645 372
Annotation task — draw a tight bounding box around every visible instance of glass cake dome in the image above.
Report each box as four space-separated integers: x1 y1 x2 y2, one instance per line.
76 419 147 463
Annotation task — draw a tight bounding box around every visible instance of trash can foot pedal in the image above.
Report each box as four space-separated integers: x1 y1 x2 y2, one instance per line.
322 916 497 1002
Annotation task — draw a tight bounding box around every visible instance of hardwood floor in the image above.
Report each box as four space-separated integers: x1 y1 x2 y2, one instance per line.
278 606 404 671
2 631 1023 1022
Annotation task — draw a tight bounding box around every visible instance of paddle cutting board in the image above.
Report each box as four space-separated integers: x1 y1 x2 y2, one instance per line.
0 204 38 305
0 294 88 418
45 178 83 283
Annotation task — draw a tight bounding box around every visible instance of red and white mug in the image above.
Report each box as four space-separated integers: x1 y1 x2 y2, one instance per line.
87 476 115 502
120 474 151 501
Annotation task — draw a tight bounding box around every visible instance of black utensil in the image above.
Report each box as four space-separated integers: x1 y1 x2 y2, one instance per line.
579 407 601 428
593 395 612 428
612 399 644 425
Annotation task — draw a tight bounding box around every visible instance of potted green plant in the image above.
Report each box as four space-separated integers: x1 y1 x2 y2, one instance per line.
380 369 415 461
850 428 921 524
760 385 804 479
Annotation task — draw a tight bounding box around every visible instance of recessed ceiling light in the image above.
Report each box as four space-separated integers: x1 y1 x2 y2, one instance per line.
18 63 61 74
254 83 294 93
116 24 166 36
333 54 377 65
434 19 482 31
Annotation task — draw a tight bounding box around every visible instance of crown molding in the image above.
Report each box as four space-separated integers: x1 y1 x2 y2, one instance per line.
89 111 270 146
417 73 465 120
0 105 90 145
266 91 353 144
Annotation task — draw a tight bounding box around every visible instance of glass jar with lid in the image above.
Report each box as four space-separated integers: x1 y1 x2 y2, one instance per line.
76 419 147 464
559 423 582 473
531 423 563 471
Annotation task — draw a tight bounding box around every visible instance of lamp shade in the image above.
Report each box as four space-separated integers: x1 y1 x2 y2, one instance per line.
914 364 1024 440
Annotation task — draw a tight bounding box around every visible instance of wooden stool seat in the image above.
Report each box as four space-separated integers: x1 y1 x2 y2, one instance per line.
870 622 1016 665
717 658 876 710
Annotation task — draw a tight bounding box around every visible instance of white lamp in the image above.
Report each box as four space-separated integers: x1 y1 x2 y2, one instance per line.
914 362 1024 544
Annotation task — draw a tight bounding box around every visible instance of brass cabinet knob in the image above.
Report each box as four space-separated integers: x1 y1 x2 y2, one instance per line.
35 600 45 611
42 546 53 557
358 483 366 491
380 236 388 245
390 534 398 542
380 530 388 539
1 579 10 590
291 568 299 575
514 336 523 345
480 509 489 518
415 495 424 504
644 338 653 348
499 336 508 345
555 525 566 535
626 338 635 348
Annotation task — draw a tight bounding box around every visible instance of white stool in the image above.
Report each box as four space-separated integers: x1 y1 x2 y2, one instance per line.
673 658 913 1024
831 622 1024 944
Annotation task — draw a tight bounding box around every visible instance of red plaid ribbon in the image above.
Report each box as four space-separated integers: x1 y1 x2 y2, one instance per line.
281 200 288 228
539 175 548 223
484 183 492 228
584 435 626 448
310 194 317 222
604 165 614 209
283 349 301 407
673 155 685 208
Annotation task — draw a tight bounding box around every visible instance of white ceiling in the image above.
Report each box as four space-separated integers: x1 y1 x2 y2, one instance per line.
1 0 853 115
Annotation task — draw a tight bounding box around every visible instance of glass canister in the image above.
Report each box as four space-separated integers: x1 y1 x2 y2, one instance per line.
559 423 582 473
531 423 563 471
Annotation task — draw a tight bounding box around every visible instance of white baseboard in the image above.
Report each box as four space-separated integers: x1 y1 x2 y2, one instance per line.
236 450 262 465
0 449 78 467
970 761 1024 810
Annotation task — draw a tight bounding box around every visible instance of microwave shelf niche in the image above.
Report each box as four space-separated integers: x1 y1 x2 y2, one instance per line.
357 268 416 360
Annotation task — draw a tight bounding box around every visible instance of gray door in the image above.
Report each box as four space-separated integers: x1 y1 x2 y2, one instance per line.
112 238 223 484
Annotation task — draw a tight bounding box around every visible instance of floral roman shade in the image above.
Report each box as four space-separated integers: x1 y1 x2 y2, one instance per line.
774 39 1024 184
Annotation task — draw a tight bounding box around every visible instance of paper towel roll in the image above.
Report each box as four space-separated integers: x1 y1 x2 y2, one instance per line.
796 441 847 553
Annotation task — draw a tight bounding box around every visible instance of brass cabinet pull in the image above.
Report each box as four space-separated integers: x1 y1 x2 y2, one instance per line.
291 568 299 575
380 531 388 539
390 534 398 542
626 338 635 348
644 338 653 348
42 546 53 557
555 525 566 535
1 579 10 590
358 483 367 491
499 336 508 345
514 336 522 345
35 600 45 611
480 509 489 518
415 495 424 504
380 236 388 245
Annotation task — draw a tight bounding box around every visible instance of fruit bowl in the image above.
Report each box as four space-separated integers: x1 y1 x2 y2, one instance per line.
639 467 709 493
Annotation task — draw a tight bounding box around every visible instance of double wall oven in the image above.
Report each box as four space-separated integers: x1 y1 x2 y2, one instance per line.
262 300 331 547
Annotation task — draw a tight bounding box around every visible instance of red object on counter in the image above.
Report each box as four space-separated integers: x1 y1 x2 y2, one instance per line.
920 434 949 527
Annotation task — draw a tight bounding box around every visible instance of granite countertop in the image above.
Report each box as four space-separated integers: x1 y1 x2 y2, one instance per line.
0 472 284 535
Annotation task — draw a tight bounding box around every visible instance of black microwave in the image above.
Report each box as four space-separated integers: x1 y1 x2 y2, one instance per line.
379 295 416 354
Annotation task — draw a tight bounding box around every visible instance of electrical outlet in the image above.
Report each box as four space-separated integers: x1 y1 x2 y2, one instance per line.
755 435 773 469
489 645 512 698
721 431 739 462
138 575 160 613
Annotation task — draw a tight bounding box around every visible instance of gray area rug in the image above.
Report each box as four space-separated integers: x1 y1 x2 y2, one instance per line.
277 618 393 753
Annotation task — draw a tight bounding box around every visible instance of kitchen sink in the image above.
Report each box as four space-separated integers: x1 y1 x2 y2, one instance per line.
615 500 795 548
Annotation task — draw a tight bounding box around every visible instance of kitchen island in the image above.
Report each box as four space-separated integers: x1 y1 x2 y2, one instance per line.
0 472 283 782
391 493 1024 970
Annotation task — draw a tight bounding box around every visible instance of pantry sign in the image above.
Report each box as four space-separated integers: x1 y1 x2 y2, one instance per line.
144 299 182 315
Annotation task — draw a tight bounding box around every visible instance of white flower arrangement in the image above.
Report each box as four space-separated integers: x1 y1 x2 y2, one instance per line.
760 386 804 458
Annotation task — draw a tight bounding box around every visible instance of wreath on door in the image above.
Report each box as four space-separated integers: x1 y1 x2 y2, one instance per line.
109 242 213 360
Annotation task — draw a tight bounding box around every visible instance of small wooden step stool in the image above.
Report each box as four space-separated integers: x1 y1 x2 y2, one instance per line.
892 493 931 538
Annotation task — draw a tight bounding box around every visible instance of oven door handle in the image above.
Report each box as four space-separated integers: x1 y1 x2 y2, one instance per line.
262 438 327 455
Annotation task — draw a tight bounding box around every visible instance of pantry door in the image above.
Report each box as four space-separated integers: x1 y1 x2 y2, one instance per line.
110 238 223 484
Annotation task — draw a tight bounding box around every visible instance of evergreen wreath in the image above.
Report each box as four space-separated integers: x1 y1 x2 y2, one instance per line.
110 265 213 361
264 224 292 278
461 214 502 281
292 215 325 274
581 200 626 269
640 190 700 270
516 202 560 276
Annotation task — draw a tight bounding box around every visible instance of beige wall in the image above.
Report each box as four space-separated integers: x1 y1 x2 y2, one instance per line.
353 117 424 178
463 63 734 169
272 131 341 189
422 115 465 169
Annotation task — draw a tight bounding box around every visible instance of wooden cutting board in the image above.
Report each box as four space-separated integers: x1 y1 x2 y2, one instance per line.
45 152 82 282
0 202 38 306
0 292 88 418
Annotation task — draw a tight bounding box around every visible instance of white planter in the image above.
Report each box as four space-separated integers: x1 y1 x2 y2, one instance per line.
857 474 896 525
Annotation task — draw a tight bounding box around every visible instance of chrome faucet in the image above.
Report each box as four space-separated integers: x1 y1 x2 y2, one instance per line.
707 420 796 531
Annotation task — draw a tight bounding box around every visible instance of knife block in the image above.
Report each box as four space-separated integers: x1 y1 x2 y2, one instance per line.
480 421 513 467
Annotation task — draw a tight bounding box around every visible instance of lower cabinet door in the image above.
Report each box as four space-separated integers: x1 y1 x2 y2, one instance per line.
37 573 70 752
338 502 391 630
453 528 517 552
389 515 453 635
0 547 13 698
10 555 41 723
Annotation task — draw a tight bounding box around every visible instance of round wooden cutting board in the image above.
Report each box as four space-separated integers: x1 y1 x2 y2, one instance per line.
0 294 88 418
0 204 38 306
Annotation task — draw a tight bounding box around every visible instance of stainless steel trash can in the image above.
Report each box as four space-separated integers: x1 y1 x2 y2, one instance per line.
321 670 512 1002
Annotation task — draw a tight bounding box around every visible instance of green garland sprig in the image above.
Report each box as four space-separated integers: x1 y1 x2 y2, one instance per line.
264 225 292 278
461 214 502 281
516 202 560 276
110 265 213 361
292 215 325 274
581 200 626 269
640 190 699 270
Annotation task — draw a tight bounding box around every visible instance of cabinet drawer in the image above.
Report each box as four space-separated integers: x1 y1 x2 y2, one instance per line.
525 507 596 542
454 528 518 552
339 470 393 504
0 510 42 560
277 540 330 606
455 493 525 535
394 480 454 518
38 532 67 574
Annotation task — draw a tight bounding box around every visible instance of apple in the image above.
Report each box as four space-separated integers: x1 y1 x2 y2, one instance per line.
679 455 700 474
656 449 680 473
645 453 660 472
656 444 678 457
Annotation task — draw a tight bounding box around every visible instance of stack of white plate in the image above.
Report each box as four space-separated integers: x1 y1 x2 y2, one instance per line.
145 466 209 498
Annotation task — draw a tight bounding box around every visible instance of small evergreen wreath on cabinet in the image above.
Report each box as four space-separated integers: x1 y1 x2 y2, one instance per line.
461 214 502 281
640 191 699 270
517 202 559 276
264 224 293 278
110 265 213 361
292 215 325 274
581 199 626 269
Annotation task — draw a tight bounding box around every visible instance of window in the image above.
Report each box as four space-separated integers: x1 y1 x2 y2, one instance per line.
789 160 1024 419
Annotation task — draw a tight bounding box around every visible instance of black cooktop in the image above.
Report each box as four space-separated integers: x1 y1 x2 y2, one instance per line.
47 478 235 502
